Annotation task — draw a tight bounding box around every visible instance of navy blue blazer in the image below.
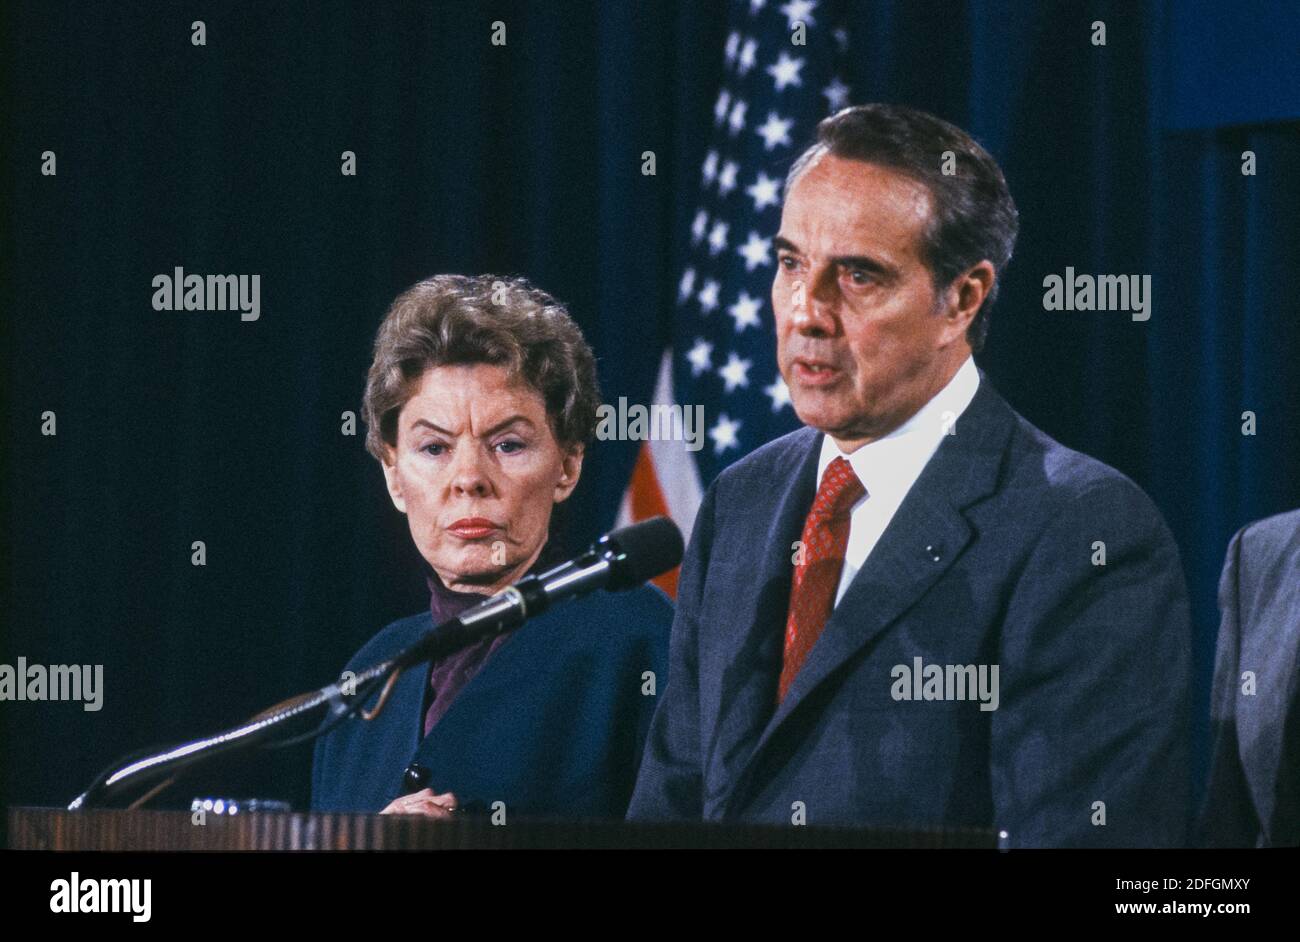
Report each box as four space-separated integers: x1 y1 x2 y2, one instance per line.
312 584 672 818
627 370 1192 847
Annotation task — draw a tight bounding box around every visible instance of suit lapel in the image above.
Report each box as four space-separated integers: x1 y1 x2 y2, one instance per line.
698 428 821 812
720 372 1017 814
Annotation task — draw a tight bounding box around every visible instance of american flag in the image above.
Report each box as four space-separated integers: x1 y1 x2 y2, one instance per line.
617 0 852 595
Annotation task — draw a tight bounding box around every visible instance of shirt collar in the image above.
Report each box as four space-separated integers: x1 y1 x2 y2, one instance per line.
815 355 981 500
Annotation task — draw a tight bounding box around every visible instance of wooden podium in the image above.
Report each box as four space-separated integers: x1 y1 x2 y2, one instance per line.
9 806 998 850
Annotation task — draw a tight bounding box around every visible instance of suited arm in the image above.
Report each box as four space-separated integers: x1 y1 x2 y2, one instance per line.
625 483 717 820
991 477 1192 847
1196 527 1260 845
309 655 356 813
310 729 326 811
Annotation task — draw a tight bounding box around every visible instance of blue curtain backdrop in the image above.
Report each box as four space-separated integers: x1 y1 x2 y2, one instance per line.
2 0 1297 832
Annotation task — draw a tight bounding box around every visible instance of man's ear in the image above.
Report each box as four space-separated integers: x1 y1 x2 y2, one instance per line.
380 446 407 514
941 260 995 346
554 443 585 504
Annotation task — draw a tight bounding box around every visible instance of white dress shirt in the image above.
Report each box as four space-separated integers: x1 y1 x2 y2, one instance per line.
815 355 981 606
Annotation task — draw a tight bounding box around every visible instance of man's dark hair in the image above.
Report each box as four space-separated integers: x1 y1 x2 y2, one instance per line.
786 103 1019 353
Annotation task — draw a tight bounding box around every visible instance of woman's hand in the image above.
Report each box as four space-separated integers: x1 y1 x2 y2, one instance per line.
379 788 460 818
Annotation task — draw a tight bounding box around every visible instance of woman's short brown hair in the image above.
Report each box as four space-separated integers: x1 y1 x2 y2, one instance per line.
363 274 601 462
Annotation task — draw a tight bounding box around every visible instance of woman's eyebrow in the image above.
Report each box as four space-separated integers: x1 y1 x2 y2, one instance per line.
481 415 534 436
410 418 453 435
409 415 534 436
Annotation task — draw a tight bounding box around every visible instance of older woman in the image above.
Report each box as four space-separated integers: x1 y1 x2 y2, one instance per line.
311 274 672 819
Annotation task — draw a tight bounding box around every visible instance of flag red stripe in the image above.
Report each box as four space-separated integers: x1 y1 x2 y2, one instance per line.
627 442 680 597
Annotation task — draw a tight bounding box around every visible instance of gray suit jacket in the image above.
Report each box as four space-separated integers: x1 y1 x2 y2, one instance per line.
628 370 1192 847
1199 509 1300 847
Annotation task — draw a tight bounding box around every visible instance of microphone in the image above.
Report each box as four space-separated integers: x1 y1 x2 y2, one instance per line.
390 516 684 670
65 517 684 811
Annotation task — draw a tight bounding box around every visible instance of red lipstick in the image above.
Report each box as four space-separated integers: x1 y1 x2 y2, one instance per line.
447 517 499 539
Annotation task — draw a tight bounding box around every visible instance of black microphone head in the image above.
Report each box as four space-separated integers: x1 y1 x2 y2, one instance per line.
601 516 685 590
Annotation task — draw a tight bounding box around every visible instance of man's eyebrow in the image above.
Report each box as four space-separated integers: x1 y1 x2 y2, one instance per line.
410 415 535 437
773 236 897 277
829 253 896 276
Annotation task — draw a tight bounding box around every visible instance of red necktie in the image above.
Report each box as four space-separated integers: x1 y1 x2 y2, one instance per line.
778 456 866 702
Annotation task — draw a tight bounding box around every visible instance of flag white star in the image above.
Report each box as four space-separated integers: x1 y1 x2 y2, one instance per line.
748 0 766 15
713 89 731 126
737 231 772 271
822 75 850 112
697 279 720 313
686 338 714 376
746 171 782 211
779 0 818 29
833 25 849 52
709 414 743 454
728 292 763 332
690 209 708 245
717 161 739 196
756 111 793 150
724 32 740 68
737 38 758 76
702 150 718 185
764 374 792 411
766 52 805 92
728 99 748 136
718 352 753 392
678 268 697 303
707 220 730 256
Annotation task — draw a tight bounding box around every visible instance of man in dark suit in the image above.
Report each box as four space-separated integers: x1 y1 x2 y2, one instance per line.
627 104 1192 847
1199 509 1300 847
